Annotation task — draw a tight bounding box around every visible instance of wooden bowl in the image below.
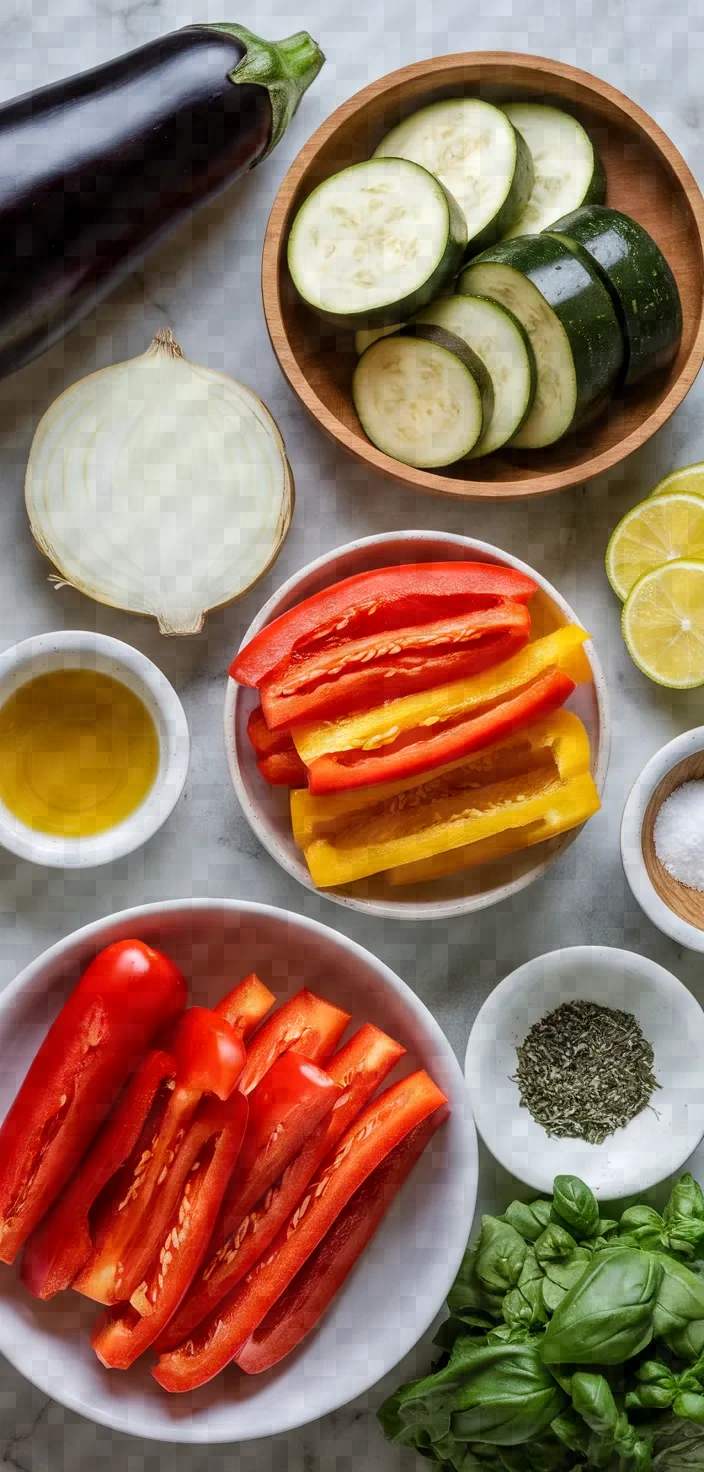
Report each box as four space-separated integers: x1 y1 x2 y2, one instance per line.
262 52 704 501
622 728 704 949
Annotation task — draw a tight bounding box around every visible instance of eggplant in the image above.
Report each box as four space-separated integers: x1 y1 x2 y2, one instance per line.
0 24 323 380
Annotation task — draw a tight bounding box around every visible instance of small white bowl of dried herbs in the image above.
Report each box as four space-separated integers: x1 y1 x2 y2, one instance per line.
465 945 704 1199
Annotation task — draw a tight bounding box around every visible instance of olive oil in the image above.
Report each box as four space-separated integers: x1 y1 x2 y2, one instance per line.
0 669 159 837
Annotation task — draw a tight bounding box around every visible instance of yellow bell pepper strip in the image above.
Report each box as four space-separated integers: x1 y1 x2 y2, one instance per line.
290 708 590 848
291 626 590 795
388 773 600 886
293 711 598 889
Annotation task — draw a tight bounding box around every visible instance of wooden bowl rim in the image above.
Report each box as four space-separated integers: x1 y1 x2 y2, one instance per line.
263 50 704 502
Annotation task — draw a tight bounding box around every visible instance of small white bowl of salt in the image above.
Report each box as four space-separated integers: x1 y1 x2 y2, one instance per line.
622 727 704 949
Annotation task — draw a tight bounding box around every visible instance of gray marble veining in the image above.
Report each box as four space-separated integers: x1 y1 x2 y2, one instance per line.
0 0 703 1463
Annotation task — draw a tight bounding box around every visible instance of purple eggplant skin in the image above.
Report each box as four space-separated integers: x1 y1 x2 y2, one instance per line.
0 25 323 380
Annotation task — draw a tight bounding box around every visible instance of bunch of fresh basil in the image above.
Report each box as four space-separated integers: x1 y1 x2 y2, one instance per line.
379 1173 704 1470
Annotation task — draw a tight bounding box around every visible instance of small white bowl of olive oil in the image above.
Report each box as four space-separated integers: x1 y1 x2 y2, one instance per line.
0 631 189 867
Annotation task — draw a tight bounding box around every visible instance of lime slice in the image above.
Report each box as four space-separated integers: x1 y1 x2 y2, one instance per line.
622 559 704 687
605 493 704 600
649 462 704 499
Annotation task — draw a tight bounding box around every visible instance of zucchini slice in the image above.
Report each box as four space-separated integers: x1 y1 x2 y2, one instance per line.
354 323 403 355
287 157 467 328
459 235 623 449
373 98 534 253
502 103 606 237
352 327 492 468
413 294 536 456
548 205 683 384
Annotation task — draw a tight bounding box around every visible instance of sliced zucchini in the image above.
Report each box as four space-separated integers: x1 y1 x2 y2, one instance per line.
373 98 533 254
548 205 683 384
501 103 606 237
352 327 492 468
413 294 536 456
287 157 467 328
459 235 623 449
355 323 403 355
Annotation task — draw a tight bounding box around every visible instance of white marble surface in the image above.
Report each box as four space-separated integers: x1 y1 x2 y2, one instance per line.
1 0 704 1464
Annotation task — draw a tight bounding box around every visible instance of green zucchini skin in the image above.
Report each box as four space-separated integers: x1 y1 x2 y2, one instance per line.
463 234 624 426
287 160 467 329
403 322 495 432
547 205 682 384
467 125 535 257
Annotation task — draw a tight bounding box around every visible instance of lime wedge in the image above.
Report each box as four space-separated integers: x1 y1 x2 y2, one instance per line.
605 493 704 600
649 462 704 499
622 559 704 687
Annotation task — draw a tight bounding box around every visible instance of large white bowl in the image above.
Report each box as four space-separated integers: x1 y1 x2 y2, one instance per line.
224 531 610 920
0 899 476 1444
464 945 704 1199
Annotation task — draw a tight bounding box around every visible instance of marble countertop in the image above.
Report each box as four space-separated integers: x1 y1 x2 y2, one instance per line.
1 0 704 1465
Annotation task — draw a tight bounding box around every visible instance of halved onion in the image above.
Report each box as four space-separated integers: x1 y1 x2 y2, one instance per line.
25 331 293 634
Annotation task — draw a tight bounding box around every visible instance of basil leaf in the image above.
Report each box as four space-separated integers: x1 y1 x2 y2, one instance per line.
667 1320 704 1363
449 1342 566 1446
435 1314 493 1350
535 1224 578 1266
652 1255 704 1339
663 1177 704 1260
551 1408 590 1455
619 1206 666 1252
552 1175 600 1239
540 1250 662 1365
651 1415 704 1468
476 1217 528 1297
502 1200 553 1244
674 1393 704 1426
449 1242 505 1321
571 1372 654 1470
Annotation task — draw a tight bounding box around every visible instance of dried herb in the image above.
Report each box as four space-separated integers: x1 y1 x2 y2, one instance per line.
513 1000 659 1144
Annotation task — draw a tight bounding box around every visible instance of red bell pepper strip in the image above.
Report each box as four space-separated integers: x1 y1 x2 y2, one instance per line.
0 939 187 1265
72 1007 245 1306
232 563 537 689
212 974 275 1041
257 749 307 788
306 666 576 795
236 1105 448 1374
246 706 291 758
220 1052 339 1232
154 1021 405 1353
91 1090 249 1370
239 989 350 1095
153 1068 448 1391
20 1049 175 1301
259 603 531 730
20 981 270 1301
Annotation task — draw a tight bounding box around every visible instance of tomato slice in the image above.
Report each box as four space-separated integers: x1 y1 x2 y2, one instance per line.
153 1069 448 1391
259 603 531 729
239 989 350 1095
232 563 537 689
0 940 187 1265
91 1090 249 1370
305 667 576 795
212 974 275 1042
154 1022 405 1354
20 1049 175 1301
236 1106 448 1374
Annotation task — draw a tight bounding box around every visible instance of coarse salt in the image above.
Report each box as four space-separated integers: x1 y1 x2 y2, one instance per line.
654 779 704 891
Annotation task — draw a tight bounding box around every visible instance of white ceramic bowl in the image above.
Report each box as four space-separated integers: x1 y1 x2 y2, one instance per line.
0 631 189 867
464 945 704 1200
0 899 476 1444
621 727 704 952
224 531 610 920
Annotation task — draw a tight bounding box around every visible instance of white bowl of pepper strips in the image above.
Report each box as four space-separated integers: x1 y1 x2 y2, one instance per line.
464 945 704 1199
